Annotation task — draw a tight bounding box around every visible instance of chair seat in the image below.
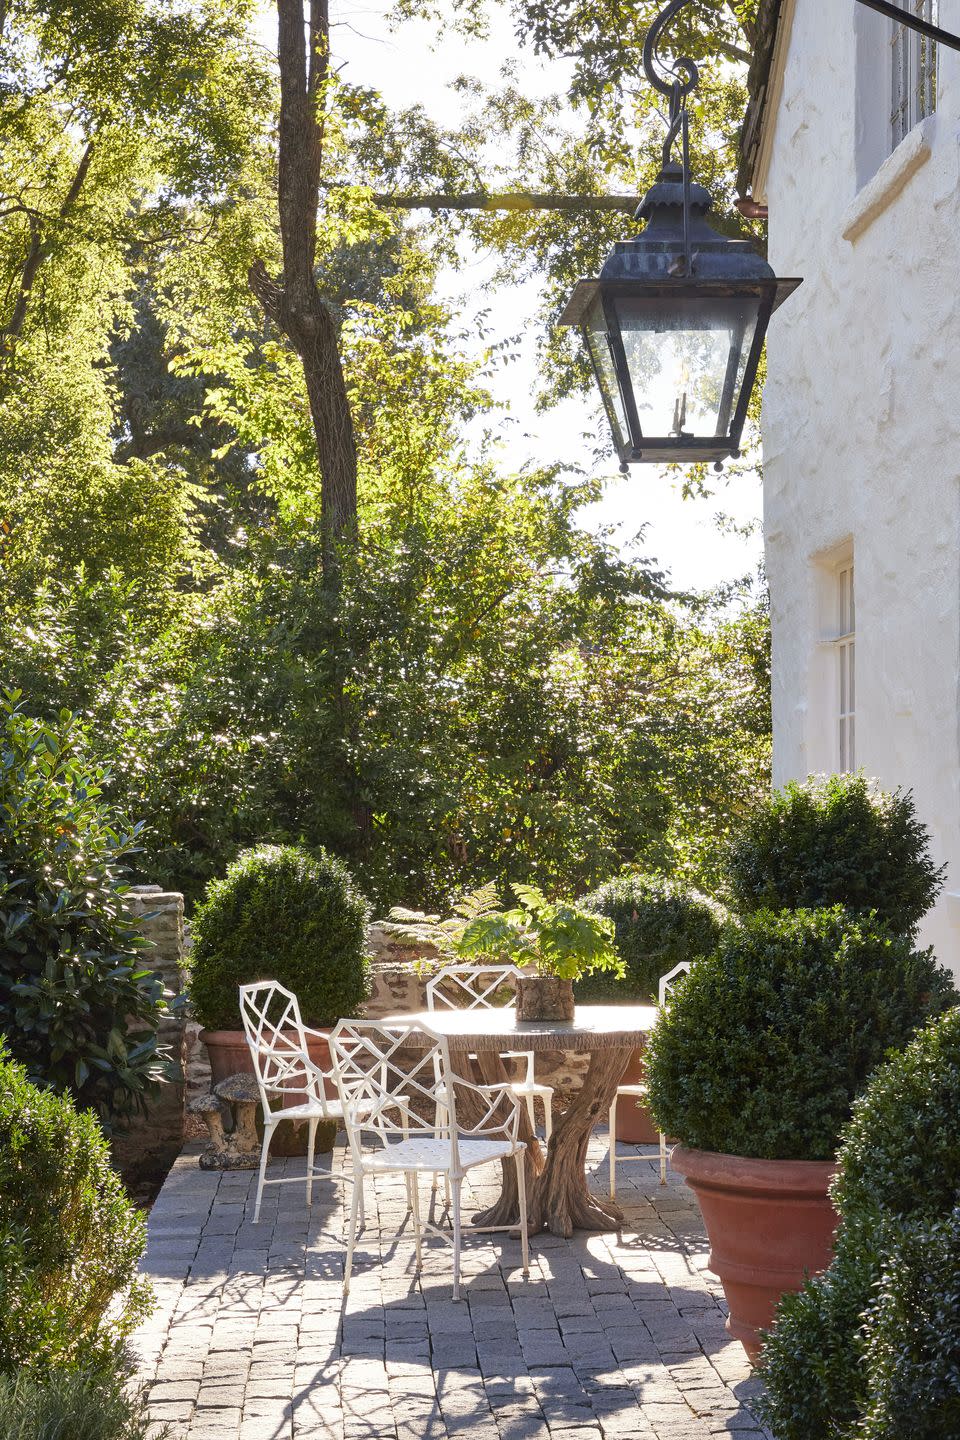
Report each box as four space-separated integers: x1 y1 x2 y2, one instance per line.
265 1098 348 1123
509 1079 553 1098
615 1083 649 1099
360 1136 521 1173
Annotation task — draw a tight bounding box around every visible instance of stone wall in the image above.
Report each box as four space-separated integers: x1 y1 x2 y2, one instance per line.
112 887 187 1183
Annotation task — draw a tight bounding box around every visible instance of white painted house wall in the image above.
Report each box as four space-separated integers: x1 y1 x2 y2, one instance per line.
755 0 960 971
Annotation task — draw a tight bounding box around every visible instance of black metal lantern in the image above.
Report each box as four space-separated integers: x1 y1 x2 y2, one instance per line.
560 0 801 469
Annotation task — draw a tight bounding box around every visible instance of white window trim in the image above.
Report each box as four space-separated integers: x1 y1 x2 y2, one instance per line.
835 563 856 774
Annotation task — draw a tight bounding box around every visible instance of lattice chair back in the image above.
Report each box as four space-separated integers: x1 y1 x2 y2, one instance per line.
329 1017 455 1152
657 961 692 1008
239 980 331 1120
425 964 525 1012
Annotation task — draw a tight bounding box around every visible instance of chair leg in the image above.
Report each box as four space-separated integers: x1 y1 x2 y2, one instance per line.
410 1172 423 1273
609 1096 618 1201
515 1152 530 1277
306 1117 318 1206
451 1178 462 1302
543 1092 553 1145
253 1119 275 1224
344 1170 361 1296
659 1131 667 1186
525 1094 536 1134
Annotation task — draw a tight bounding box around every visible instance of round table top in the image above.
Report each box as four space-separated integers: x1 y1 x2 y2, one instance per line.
378 1004 657 1053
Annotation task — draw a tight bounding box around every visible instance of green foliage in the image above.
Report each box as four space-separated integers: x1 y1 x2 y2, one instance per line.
644 907 956 1161
759 1006 960 1440
575 873 726 1002
0 0 771 917
0 1367 161 1440
188 845 371 1031
726 773 945 935
0 1045 150 1375
0 693 169 1122
858 1209 960 1439
455 883 623 982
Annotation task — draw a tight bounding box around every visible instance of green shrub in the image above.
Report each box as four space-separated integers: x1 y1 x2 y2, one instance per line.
188 844 371 1030
0 1046 150 1375
0 1367 161 1440
726 774 944 936
0 693 169 1122
644 906 955 1161
858 1209 960 1439
576 873 725 1002
759 1006 960 1440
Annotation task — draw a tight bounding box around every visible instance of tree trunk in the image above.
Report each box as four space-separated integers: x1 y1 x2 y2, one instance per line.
249 0 357 578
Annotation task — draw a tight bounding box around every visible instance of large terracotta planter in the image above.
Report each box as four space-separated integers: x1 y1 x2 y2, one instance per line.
516 975 575 1021
614 1046 660 1143
200 1027 338 1156
671 1145 838 1362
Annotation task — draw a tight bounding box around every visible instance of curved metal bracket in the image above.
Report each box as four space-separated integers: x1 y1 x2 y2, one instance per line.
642 0 700 102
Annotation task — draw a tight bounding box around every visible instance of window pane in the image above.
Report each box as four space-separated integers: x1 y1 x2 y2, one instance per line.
612 296 760 439
584 298 629 450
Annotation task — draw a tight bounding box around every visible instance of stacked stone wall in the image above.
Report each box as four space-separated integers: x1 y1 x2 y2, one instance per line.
112 887 187 1183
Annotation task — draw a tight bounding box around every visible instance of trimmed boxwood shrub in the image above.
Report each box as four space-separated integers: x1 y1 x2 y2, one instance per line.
0 694 168 1122
859 1209 960 1439
726 773 945 936
644 906 956 1161
575 873 725 1003
759 1005 960 1440
188 844 371 1030
0 1045 150 1375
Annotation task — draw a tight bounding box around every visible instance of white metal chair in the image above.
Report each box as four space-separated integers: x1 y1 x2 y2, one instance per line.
329 1016 530 1301
239 980 364 1225
425 964 554 1141
609 961 692 1198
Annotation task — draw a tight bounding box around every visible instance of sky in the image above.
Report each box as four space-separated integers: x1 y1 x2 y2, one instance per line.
252 0 764 593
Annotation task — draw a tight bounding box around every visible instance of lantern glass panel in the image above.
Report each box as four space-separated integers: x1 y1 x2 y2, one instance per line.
583 294 628 451
612 294 761 440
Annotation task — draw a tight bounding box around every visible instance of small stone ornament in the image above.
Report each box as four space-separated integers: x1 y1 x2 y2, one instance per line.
190 1073 262 1170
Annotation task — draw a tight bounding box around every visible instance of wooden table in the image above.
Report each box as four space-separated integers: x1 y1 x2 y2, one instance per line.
382 1004 657 1238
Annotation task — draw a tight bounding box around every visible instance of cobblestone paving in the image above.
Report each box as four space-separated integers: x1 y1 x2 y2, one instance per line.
134 1135 772 1440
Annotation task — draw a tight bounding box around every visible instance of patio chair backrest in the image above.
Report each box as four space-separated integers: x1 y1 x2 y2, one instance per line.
425 963 525 1012
330 1017 460 1157
657 961 692 1009
239 980 328 1118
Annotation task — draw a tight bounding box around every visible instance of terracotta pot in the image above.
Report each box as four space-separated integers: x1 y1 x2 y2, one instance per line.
614 1046 660 1144
671 1145 838 1362
200 1027 338 1156
516 975 575 1022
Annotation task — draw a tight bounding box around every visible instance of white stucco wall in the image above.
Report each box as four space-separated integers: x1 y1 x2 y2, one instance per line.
760 0 960 972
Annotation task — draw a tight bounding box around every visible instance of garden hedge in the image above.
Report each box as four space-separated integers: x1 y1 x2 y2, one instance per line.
0 1046 150 1375
576 873 725 1002
725 773 944 936
188 844 371 1030
644 906 956 1161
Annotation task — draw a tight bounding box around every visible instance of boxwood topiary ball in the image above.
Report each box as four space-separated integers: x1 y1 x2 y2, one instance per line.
188 844 371 1031
644 905 956 1163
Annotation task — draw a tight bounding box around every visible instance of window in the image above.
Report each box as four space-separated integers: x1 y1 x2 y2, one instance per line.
837 563 856 772
891 1 938 150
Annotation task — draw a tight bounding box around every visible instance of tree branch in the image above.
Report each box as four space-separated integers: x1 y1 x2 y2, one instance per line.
1 136 95 350
370 191 642 213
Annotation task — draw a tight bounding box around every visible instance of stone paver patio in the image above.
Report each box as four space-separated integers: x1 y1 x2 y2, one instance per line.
134 1135 772 1440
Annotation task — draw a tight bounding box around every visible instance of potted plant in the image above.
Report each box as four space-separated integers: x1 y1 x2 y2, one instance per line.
188 844 370 1149
577 874 725 1142
644 905 955 1361
454 883 623 1020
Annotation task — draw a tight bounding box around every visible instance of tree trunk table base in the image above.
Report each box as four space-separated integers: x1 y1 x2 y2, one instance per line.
383 1005 654 1239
